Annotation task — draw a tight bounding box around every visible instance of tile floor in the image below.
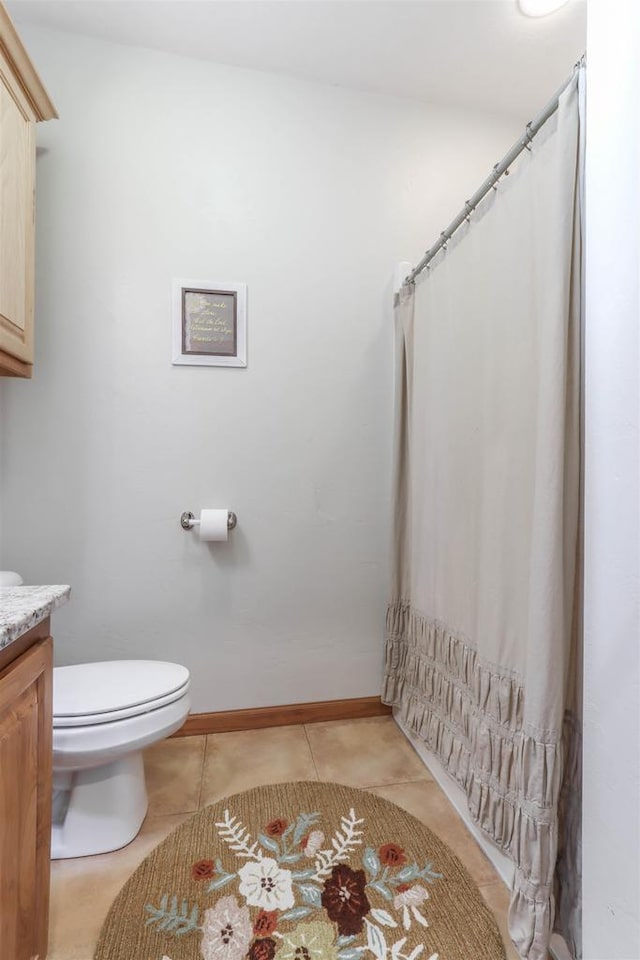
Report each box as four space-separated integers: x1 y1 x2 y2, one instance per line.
48 716 517 960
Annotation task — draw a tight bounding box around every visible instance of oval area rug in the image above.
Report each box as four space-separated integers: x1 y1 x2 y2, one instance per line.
94 781 506 960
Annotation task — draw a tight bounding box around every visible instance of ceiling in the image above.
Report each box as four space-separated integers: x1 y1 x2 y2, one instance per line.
7 0 586 120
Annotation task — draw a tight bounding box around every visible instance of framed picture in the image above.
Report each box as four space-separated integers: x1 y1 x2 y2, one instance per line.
172 278 247 367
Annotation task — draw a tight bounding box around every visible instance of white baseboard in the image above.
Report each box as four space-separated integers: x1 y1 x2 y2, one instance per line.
549 935 574 960
393 712 573 960
395 712 515 884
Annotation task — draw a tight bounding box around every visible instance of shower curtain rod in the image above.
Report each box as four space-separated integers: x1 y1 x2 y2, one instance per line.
404 56 585 287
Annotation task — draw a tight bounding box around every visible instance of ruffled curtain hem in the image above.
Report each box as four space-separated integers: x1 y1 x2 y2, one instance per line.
383 600 562 960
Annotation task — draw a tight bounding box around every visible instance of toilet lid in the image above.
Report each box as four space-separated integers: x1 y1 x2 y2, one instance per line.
53 660 190 726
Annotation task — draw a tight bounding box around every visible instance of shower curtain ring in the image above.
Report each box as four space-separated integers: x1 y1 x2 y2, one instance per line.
440 231 449 250
491 163 500 190
524 122 534 151
464 200 473 222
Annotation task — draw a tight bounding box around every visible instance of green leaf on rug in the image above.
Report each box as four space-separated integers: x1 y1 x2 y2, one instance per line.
281 821 296 843
291 868 316 880
392 864 420 883
279 906 314 921
258 833 280 854
279 852 303 864
368 880 393 900
363 846 381 878
370 908 398 928
418 862 443 883
336 935 357 946
297 882 323 906
145 894 200 936
206 873 236 893
292 811 321 846
365 918 388 959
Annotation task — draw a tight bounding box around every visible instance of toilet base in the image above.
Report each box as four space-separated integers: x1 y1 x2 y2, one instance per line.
52 751 148 859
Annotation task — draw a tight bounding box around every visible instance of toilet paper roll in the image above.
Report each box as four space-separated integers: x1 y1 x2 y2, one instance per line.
198 509 229 542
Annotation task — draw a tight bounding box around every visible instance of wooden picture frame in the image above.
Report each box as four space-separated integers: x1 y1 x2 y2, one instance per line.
172 278 247 367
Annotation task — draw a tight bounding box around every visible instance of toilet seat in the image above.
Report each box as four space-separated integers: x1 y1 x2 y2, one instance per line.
53 679 190 726
52 693 191 772
53 660 190 727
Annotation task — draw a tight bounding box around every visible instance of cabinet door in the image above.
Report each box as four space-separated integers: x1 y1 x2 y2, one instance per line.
0 57 35 369
0 637 52 960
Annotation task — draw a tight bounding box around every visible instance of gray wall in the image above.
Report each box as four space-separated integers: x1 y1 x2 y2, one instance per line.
0 25 520 711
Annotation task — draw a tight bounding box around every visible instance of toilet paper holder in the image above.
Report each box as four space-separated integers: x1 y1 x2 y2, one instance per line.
180 510 237 531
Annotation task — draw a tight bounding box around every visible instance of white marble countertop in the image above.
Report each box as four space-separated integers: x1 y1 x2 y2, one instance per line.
0 585 71 650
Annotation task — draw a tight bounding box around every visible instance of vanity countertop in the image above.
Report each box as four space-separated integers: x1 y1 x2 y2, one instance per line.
0 585 71 650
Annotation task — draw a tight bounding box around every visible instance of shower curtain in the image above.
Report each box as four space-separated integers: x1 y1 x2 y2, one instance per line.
383 72 583 960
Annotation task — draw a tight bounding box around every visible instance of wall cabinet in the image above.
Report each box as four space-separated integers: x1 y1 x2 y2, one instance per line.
0 4 56 378
0 626 53 960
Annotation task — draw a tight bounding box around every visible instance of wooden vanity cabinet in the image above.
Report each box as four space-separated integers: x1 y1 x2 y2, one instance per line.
0 4 56 378
0 619 53 960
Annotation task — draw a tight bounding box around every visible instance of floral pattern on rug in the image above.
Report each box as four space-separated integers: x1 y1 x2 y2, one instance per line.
147 805 442 960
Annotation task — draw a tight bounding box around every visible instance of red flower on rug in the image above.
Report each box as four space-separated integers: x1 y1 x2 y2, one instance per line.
264 818 288 838
191 859 215 881
320 864 371 936
247 936 277 959
379 843 407 867
253 910 278 937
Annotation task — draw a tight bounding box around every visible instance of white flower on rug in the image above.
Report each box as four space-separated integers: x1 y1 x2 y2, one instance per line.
200 895 252 960
237 856 295 911
393 884 430 931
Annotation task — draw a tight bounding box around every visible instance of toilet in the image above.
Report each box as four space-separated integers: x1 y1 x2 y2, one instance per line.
52 659 191 859
1 569 191 858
